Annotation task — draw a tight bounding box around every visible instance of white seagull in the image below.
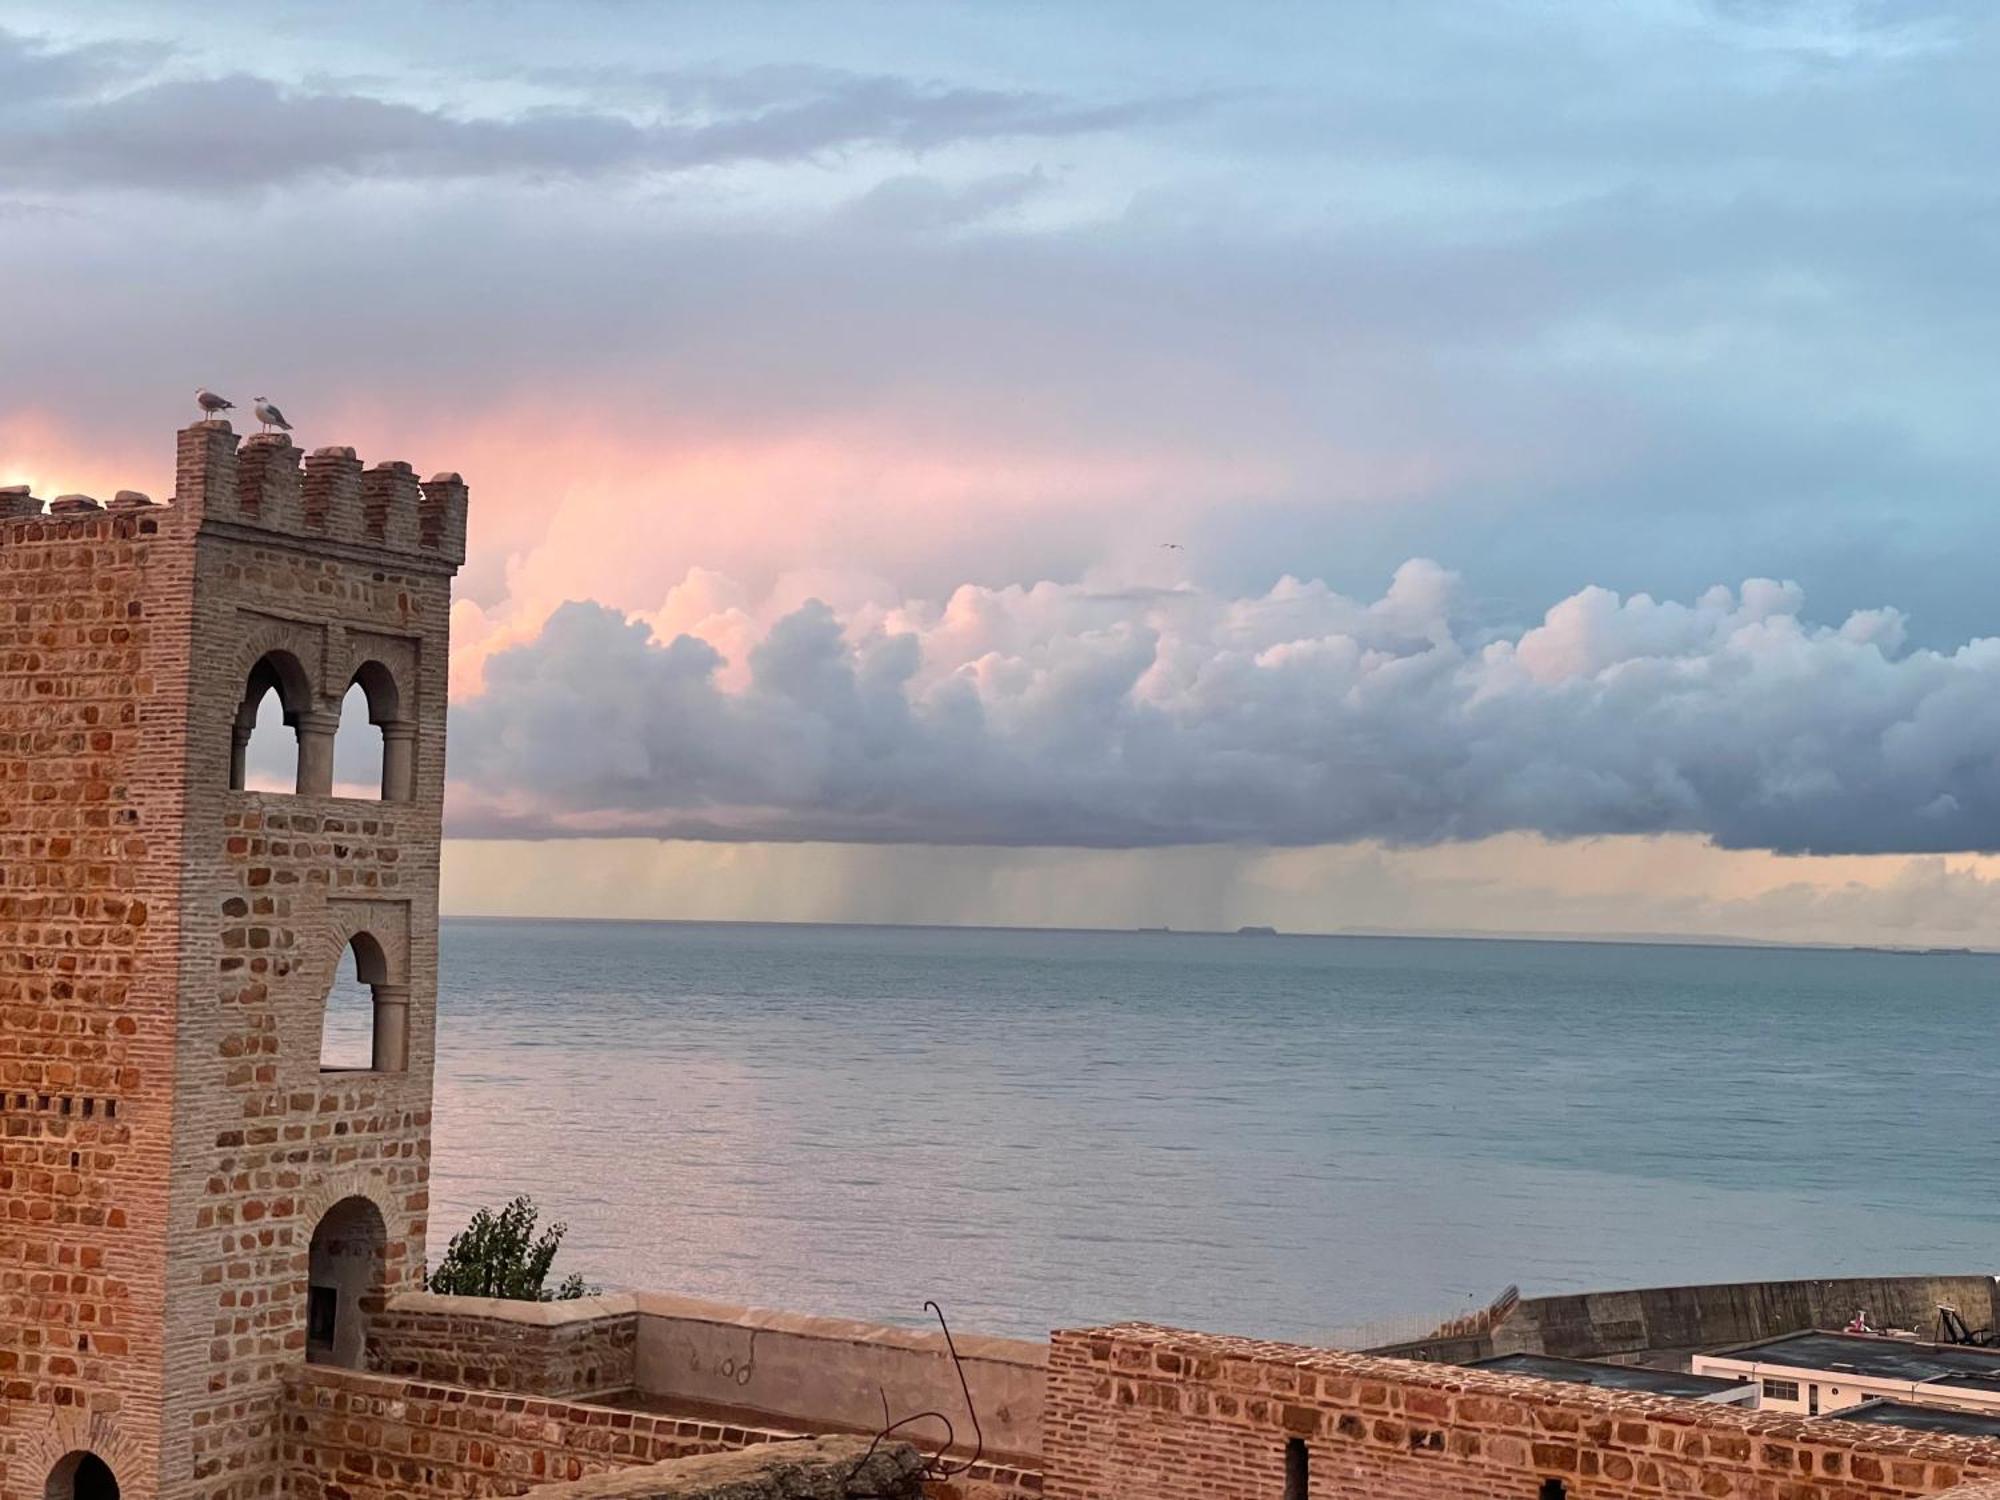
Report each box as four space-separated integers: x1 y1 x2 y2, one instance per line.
196 387 234 419
252 397 292 434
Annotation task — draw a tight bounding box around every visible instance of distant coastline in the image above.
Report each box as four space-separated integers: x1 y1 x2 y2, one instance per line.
437 911 1999 957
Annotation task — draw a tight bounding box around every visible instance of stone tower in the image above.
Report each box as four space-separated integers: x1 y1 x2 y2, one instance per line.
0 422 468 1500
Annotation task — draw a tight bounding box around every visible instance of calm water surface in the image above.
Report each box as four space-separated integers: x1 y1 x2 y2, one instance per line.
398 920 2000 1341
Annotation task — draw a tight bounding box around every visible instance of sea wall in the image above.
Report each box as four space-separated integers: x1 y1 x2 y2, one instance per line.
1042 1322 2000 1500
1373 1273 2000 1363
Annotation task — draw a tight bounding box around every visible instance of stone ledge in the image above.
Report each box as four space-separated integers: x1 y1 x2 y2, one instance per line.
519 1437 923 1498
386 1289 639 1326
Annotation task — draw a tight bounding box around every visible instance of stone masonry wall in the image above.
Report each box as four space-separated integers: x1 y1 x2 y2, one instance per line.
368 1293 639 1398
1042 1323 2000 1500
0 496 198 1500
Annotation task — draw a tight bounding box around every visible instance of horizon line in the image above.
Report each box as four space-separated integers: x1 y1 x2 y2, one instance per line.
432 911 1996 957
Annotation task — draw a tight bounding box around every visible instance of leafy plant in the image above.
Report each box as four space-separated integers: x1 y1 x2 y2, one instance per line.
425 1195 595 1301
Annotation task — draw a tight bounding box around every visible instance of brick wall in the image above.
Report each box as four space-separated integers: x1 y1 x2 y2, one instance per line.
1042 1323 2000 1500
369 1293 639 1398
283 1368 1043 1500
283 1367 832 1498
1 498 196 1500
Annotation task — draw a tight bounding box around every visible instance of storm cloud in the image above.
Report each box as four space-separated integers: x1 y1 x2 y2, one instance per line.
445 564 2000 854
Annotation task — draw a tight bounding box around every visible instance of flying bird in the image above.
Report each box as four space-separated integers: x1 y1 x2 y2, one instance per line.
196 388 234 419
1160 542 1184 551
252 397 292 434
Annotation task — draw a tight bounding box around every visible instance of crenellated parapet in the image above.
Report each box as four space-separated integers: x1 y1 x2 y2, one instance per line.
176 420 468 568
0 483 159 537
3 421 468 569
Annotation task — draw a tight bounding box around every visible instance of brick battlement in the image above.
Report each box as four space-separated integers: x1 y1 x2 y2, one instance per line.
1043 1323 2000 1499
0 422 468 567
183 421 468 566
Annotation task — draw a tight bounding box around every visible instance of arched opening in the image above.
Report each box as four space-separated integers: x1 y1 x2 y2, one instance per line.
335 660 412 801
231 649 312 792
44 1451 119 1500
330 681 381 798
319 932 407 1074
307 1195 388 1369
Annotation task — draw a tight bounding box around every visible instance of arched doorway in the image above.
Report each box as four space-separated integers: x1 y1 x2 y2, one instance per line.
44 1452 119 1500
306 1195 388 1369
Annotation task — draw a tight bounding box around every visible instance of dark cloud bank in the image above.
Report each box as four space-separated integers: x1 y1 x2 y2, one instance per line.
0 27 1185 192
446 566 2000 855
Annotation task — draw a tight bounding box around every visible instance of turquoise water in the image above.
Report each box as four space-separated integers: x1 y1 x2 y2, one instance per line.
406 919 2000 1341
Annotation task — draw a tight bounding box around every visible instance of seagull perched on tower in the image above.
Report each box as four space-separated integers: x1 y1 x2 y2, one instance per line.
252 397 292 434
196 387 234 420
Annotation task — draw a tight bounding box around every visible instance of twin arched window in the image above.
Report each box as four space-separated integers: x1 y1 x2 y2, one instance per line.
319 931 409 1075
231 651 415 800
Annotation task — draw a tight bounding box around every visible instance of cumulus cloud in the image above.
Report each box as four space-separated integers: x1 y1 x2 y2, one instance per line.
0 28 1187 192
444 563 2000 854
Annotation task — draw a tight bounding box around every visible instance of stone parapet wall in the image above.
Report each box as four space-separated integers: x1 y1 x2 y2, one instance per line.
632 1292 1047 1469
1042 1323 2000 1500
370 1292 640 1398
517 1438 923 1499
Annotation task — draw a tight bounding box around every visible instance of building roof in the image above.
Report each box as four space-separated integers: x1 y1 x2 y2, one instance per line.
1924 1371 2000 1394
1469 1353 1749 1398
1707 1331 2000 1383
1829 1400 2000 1439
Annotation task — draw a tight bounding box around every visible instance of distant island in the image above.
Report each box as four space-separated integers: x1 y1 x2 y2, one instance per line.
1236 925 1279 937
1852 945 1976 956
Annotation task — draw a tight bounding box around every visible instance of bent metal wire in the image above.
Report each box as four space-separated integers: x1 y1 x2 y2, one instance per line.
843 1300 986 1498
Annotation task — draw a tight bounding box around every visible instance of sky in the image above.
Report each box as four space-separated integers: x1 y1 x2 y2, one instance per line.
8 0 2000 942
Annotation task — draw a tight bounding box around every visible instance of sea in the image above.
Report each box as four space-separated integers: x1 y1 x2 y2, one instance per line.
352 919 2000 1343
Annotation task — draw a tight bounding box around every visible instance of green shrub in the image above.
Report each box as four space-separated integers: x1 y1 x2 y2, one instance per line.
425 1195 595 1301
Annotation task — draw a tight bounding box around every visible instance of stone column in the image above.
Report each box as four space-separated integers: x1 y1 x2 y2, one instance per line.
381 721 417 802
371 985 410 1072
296 709 341 796
230 722 254 791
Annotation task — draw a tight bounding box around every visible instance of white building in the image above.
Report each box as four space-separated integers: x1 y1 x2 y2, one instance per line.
1693 1331 2000 1418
